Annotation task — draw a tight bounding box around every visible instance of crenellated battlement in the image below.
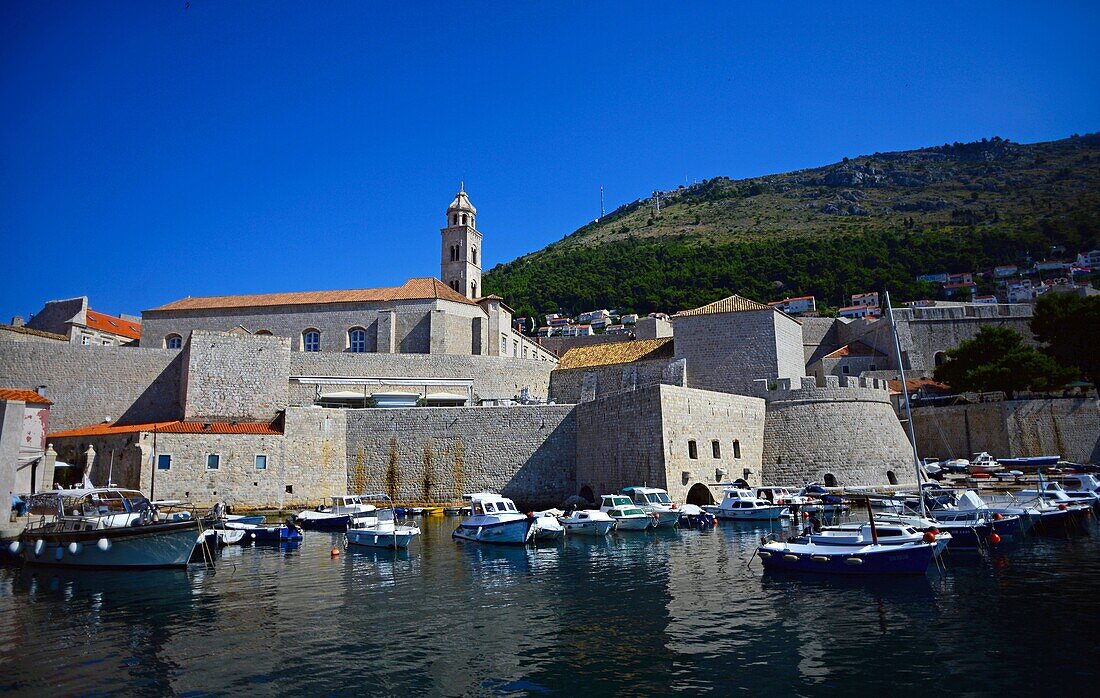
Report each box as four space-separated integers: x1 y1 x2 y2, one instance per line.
753 375 891 404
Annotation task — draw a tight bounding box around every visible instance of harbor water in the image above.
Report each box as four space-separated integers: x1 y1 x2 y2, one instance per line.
2 515 1099 696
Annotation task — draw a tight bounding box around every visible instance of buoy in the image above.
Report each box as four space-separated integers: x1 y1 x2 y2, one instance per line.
802 512 810 520
994 513 1004 520
330 546 341 557
9 541 22 555
33 539 44 557
990 532 1002 545
1058 504 1067 511
67 542 82 555
251 533 257 539
923 531 937 543
97 538 111 552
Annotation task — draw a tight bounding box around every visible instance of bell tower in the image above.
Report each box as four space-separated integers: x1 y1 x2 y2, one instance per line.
440 183 483 299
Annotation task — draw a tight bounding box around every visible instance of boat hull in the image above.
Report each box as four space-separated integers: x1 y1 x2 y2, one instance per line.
452 517 534 545
17 520 200 569
611 516 653 531
562 520 615 537
346 528 419 549
706 505 789 521
226 523 303 543
296 513 354 531
758 543 935 575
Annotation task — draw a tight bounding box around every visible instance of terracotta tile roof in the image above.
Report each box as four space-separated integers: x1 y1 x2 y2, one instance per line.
48 420 283 439
0 324 68 341
673 294 773 317
823 341 888 359
557 337 674 370
887 378 949 396
146 277 476 312
84 309 142 340
0 388 52 405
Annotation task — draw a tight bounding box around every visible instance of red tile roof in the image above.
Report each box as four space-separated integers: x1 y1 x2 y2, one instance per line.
84 309 142 340
146 277 476 312
823 341 888 359
0 388 52 405
49 420 282 438
887 378 948 396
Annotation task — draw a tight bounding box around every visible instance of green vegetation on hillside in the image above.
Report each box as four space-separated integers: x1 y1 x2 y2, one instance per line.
484 134 1100 320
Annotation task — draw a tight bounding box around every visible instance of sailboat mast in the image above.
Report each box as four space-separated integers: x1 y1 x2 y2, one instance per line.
885 291 928 518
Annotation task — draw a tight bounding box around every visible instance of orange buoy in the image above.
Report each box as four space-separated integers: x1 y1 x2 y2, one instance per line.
331 546 341 557
994 513 1004 520
922 531 937 543
989 532 1002 545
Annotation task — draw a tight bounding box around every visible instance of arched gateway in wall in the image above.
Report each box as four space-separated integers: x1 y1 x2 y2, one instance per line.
685 483 714 506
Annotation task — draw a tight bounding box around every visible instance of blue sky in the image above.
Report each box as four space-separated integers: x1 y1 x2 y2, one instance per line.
2 1 1098 322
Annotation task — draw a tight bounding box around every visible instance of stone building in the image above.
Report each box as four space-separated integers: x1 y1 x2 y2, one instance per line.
0 388 55 501
20 296 142 347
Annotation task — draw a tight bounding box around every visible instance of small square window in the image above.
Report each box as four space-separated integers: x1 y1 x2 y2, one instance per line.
285 484 294 494
255 454 267 470
157 454 172 470
206 454 220 470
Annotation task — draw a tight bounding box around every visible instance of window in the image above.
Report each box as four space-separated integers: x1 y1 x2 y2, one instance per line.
522 346 528 359
165 334 183 349
471 247 478 265
934 351 947 367
887 470 898 485
452 214 458 225
206 454 220 470
81 335 91 346
471 281 478 297
156 454 172 470
842 365 850 375
688 440 698 459
824 473 837 488
733 440 741 459
712 440 721 458
303 330 321 352
348 328 366 353
254 330 272 336
512 340 518 356
501 336 508 354
461 213 467 225
869 364 877 371
256 455 268 470
285 484 293 494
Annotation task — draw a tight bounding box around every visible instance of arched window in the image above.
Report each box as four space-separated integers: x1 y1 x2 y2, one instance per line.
254 329 272 336
579 485 595 503
934 351 947 367
471 246 478 265
687 440 698 459
452 214 458 225
302 329 321 352
732 439 741 458
461 213 467 225
165 334 183 349
348 328 367 353
887 470 898 485
824 473 838 488
470 280 478 297
712 440 721 458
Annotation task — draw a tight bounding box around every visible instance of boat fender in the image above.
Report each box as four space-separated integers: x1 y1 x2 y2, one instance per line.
783 554 799 561
844 557 863 566
811 556 829 563
33 539 44 557
67 542 82 555
1058 504 1067 511
993 513 1004 520
9 541 22 555
989 532 1002 545
757 550 772 558
526 511 535 518
97 538 111 552
922 531 937 543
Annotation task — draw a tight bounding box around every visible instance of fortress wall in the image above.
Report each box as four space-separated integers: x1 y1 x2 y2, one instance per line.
575 385 766 504
344 404 576 509
289 352 554 403
181 330 291 422
911 398 1100 464
0 337 183 431
549 358 672 404
756 376 914 486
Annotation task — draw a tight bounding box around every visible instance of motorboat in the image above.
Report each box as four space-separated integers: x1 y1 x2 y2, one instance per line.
12 488 200 569
558 509 615 537
199 528 247 548
755 486 816 515
875 511 1000 550
968 452 1003 475
346 509 420 550
296 495 377 531
793 520 951 557
226 518 304 544
620 486 680 527
704 487 789 521
997 455 1061 469
756 538 937 575
1061 474 1100 505
1016 481 1100 507
600 495 655 530
452 492 534 545
530 510 566 541
910 489 1028 538
677 503 717 528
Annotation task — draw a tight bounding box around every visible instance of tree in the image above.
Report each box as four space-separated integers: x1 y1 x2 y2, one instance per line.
933 325 1075 398
1031 292 1100 387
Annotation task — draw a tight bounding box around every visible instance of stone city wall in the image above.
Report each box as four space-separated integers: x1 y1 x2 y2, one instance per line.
756 375 915 486
911 398 1100 464
344 404 576 509
0 337 183 431
549 358 676 405
289 352 555 403
181 330 291 422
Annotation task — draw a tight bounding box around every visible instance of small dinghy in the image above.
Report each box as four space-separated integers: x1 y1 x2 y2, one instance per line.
677 503 717 529
199 528 247 547
530 510 566 541
226 518 303 544
558 509 615 537
346 508 420 550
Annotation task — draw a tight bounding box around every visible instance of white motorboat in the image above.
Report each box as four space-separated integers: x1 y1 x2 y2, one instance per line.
13 488 200 569
968 452 1003 475
798 520 951 557
558 509 616 537
346 508 421 549
1016 481 1100 507
620 486 680 527
755 486 816 514
296 495 378 531
704 487 789 521
199 527 247 547
452 492 534 545
599 496 654 531
530 510 566 541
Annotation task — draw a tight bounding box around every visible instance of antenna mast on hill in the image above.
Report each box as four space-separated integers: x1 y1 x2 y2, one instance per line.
600 185 605 220
653 190 661 214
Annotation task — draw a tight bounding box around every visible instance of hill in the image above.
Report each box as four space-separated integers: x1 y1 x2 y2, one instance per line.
482 134 1100 321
